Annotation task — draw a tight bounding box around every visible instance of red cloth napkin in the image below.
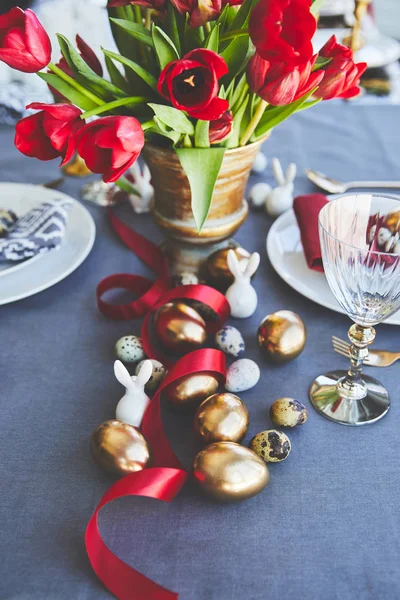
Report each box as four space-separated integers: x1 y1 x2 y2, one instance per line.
293 193 328 272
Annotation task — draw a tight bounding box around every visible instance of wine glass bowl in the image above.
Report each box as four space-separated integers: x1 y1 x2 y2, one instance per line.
310 194 400 426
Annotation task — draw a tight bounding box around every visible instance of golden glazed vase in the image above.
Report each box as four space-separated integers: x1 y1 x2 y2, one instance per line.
143 139 266 274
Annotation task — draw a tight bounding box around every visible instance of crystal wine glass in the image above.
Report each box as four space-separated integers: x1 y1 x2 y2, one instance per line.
309 194 400 425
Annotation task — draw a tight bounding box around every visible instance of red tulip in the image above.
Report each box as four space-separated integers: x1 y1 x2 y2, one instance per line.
158 49 229 121
249 0 316 63
49 35 103 102
77 116 145 183
0 7 51 73
15 103 84 165
108 0 166 11
314 36 368 100
171 0 221 27
209 110 233 144
247 53 324 106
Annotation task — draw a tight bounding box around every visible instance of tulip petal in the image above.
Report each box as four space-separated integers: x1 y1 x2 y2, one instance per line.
76 34 103 76
0 7 25 30
185 49 228 79
189 96 229 120
15 113 60 161
24 9 52 66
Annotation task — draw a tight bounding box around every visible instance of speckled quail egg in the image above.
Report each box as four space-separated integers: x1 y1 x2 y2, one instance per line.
250 430 291 463
270 398 308 428
115 335 146 363
135 359 166 393
215 326 245 358
226 359 260 393
188 300 218 322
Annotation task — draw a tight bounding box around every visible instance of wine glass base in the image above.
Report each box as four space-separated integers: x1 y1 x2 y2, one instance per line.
309 370 390 426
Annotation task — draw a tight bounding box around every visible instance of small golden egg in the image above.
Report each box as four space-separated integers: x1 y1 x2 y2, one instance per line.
206 246 251 291
154 302 207 354
193 442 270 502
270 398 308 428
250 430 291 463
194 393 249 444
164 373 220 412
257 310 306 364
384 210 400 234
90 420 151 477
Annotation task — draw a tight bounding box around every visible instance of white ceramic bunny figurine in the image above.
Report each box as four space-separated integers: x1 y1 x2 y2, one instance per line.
225 250 260 318
114 359 153 427
265 158 297 218
127 162 154 214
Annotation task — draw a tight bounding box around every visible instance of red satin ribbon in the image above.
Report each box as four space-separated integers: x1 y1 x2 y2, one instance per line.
87 208 230 599
142 348 227 468
86 468 188 600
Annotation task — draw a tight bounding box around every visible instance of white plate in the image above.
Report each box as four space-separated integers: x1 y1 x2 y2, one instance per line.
0 183 95 305
266 208 400 326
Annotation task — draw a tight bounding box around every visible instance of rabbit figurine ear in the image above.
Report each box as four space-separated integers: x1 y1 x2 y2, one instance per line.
114 360 134 389
285 163 297 183
142 163 151 183
227 249 242 279
136 360 153 388
244 252 260 278
272 158 286 186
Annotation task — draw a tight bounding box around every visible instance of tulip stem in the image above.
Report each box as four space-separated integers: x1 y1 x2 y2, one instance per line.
220 29 249 42
48 62 104 106
81 97 148 120
239 99 268 146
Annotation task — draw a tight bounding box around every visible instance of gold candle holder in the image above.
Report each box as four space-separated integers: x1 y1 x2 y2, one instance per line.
343 0 372 53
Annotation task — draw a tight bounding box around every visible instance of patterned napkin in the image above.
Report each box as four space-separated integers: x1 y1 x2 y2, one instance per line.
0 197 72 262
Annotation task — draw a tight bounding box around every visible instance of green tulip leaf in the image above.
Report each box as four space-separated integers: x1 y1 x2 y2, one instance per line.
148 103 194 135
109 18 155 48
227 95 249 148
105 55 129 92
102 48 158 91
313 55 332 70
57 35 126 99
311 0 326 16
166 3 182 55
175 147 225 231
230 73 249 113
152 25 180 70
230 0 258 31
252 89 316 141
221 36 251 85
194 120 210 148
204 24 220 53
37 72 99 111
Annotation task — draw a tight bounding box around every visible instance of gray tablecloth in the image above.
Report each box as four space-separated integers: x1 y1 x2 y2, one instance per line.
1 103 400 600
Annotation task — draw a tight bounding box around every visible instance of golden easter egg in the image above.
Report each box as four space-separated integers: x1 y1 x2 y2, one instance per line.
164 373 220 412
257 310 306 364
194 393 249 444
154 302 207 354
193 442 270 502
250 430 291 463
384 210 400 234
270 398 308 428
206 246 251 291
90 420 151 477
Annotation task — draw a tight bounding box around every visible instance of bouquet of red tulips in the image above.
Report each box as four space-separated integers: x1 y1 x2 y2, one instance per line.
0 0 366 229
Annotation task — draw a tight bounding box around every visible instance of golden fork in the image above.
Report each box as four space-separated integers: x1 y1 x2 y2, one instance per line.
332 336 400 367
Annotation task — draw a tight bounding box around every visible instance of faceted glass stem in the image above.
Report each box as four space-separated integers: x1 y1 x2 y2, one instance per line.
337 324 376 401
